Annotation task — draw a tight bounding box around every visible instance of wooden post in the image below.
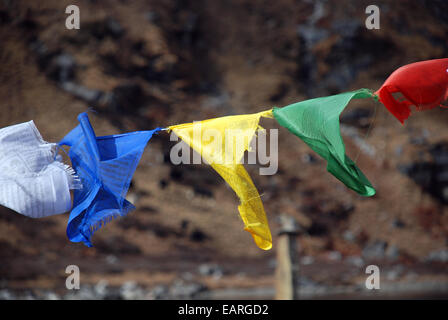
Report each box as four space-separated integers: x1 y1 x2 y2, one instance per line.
275 215 300 300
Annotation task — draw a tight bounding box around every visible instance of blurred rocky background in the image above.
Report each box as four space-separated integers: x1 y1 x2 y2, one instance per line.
0 0 447 299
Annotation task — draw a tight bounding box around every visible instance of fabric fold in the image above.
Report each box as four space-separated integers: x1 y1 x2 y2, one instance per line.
273 89 376 196
168 110 273 250
0 121 74 217
60 112 161 247
375 58 448 123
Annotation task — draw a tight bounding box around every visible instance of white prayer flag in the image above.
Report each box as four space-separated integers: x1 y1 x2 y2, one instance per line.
0 120 78 218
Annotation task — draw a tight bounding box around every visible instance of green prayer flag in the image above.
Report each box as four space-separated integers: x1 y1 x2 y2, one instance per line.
273 89 376 196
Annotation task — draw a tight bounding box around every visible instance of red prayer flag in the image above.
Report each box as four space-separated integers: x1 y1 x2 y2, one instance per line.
375 58 448 123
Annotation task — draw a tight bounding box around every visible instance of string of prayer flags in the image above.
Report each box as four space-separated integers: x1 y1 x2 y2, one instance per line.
376 58 448 123
273 89 376 197
59 112 161 247
168 110 274 250
1 58 447 250
0 120 78 218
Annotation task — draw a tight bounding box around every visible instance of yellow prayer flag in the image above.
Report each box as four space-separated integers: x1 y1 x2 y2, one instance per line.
168 110 273 250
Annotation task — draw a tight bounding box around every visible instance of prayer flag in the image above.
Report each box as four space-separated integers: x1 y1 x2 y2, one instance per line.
375 58 448 123
60 112 161 246
168 110 273 250
0 120 76 217
273 89 376 196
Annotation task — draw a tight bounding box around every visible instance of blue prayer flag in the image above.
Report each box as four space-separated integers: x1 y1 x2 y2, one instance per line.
60 112 161 247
